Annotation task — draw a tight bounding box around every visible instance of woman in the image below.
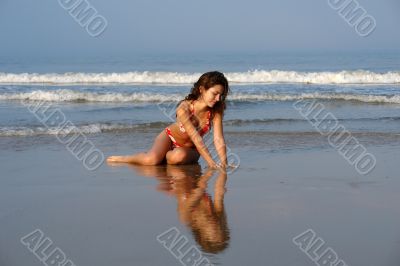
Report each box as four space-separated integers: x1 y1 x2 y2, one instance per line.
107 71 230 168
122 163 231 253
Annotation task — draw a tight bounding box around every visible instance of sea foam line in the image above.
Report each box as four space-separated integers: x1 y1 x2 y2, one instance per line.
1 90 399 103
0 124 147 137
0 122 169 137
2 120 400 137
0 70 400 85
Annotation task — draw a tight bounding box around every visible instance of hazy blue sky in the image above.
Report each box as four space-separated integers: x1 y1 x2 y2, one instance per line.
0 0 399 58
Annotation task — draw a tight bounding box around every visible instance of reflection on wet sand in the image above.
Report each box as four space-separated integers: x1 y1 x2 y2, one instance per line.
110 162 230 254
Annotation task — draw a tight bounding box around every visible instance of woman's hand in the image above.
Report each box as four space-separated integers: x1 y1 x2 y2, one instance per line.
207 161 229 171
207 161 238 173
207 160 220 169
218 162 227 168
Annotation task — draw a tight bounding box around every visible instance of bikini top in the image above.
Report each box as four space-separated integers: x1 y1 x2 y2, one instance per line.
179 102 212 137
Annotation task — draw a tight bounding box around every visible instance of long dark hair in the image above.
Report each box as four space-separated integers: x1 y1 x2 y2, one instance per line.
183 71 230 116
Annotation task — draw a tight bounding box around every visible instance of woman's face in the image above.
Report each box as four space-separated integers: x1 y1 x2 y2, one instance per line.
201 85 225 108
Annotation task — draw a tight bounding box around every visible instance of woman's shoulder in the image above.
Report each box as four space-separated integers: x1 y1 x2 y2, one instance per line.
211 107 223 121
176 100 192 117
177 100 191 110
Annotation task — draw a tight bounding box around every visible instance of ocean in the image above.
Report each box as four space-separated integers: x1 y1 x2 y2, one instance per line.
1 52 399 149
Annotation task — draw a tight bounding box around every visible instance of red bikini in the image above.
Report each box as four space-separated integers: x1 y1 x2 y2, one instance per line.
165 101 212 149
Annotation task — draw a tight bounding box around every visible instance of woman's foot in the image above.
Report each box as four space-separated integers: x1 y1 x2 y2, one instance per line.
107 156 130 163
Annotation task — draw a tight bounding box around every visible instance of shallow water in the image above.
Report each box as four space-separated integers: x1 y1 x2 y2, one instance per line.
1 143 400 266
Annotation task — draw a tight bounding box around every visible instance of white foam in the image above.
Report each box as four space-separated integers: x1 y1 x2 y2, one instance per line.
0 72 197 85
1 90 399 104
0 70 400 85
0 89 183 102
228 70 400 84
2 120 397 137
0 123 140 137
229 93 400 104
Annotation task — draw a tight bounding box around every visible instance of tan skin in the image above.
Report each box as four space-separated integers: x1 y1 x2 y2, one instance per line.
114 163 230 253
164 166 229 251
107 85 227 169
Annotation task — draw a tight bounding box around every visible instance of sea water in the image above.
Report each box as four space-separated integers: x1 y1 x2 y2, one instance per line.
0 52 399 150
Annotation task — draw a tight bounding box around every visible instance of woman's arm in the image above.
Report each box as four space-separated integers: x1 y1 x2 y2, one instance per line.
177 102 217 168
214 171 227 212
213 111 227 167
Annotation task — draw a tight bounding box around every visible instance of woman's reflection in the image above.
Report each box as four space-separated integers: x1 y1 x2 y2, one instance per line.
115 163 230 254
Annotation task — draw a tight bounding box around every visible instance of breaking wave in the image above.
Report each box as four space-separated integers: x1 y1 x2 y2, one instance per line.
2 118 400 137
1 89 399 103
0 70 400 85
0 122 169 137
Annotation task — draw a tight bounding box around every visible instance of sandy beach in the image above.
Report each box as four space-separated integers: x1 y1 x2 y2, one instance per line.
1 129 399 266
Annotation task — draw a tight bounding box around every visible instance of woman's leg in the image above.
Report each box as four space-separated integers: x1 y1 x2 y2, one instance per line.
107 131 172 165
166 147 200 165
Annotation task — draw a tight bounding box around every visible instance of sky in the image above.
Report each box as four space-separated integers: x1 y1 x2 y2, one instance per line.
0 0 399 58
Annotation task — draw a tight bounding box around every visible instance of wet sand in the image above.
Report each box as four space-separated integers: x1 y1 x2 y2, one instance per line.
1 138 400 266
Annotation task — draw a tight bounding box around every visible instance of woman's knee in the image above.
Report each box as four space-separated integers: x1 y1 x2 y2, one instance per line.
166 149 198 165
166 151 182 165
